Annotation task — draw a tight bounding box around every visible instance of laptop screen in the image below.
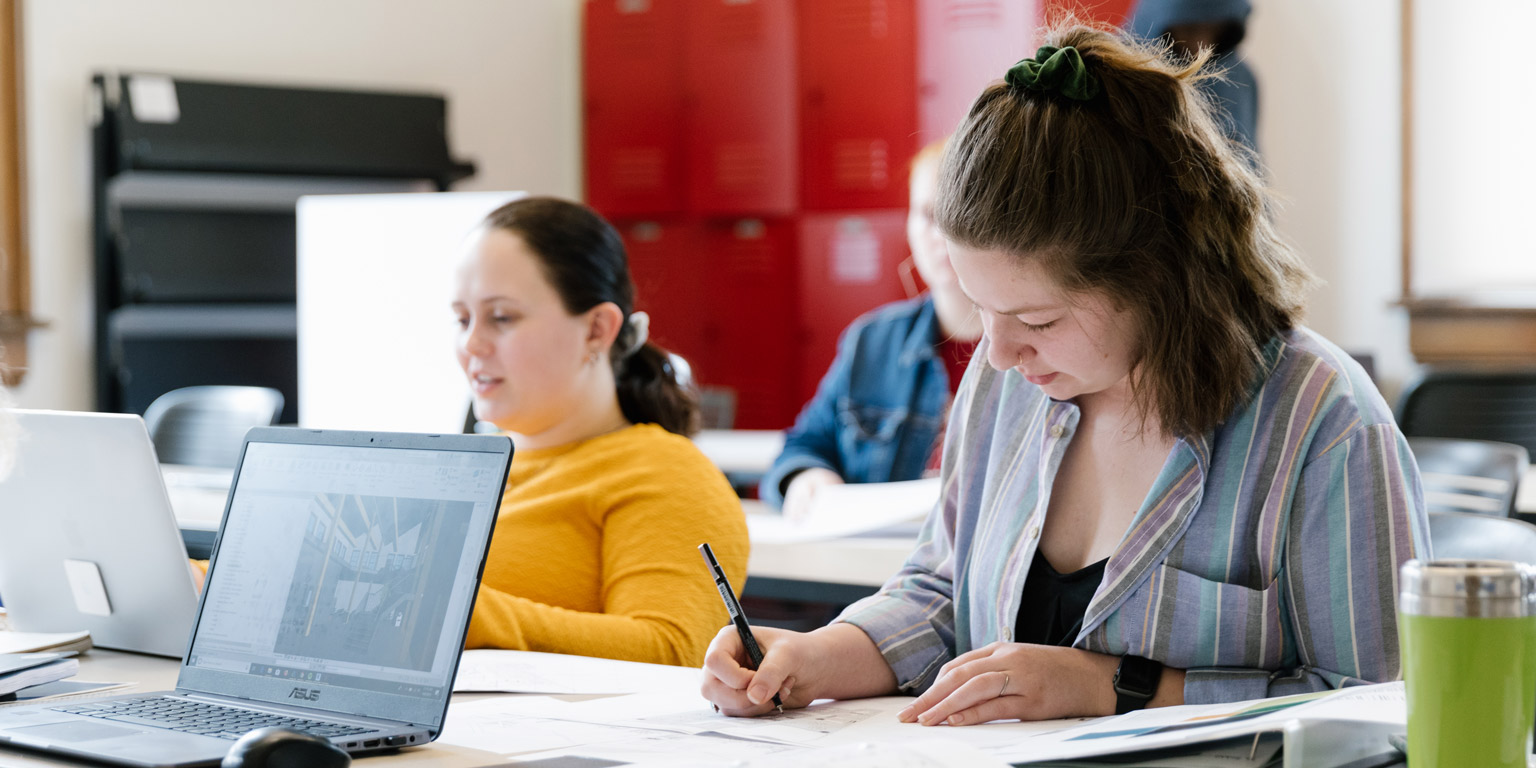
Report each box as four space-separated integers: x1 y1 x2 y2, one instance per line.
179 434 506 727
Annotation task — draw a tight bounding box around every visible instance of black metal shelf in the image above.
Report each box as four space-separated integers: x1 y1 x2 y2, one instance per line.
91 72 474 421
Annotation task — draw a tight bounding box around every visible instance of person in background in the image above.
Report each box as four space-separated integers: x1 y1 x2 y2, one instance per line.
703 23 1425 721
453 197 748 667
1127 0 1257 153
760 140 983 519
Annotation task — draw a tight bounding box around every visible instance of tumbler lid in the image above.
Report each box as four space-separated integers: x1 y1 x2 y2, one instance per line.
1400 559 1536 617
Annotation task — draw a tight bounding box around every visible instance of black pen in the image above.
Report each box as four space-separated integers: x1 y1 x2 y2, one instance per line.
699 542 783 712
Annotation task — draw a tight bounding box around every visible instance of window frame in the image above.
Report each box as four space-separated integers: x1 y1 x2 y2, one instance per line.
1400 0 1536 367
0 0 38 386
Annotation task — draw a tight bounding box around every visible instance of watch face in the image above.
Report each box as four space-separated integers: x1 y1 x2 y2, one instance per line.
1114 655 1162 697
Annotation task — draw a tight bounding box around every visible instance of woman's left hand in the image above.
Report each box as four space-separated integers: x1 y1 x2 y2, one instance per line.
897 642 1119 726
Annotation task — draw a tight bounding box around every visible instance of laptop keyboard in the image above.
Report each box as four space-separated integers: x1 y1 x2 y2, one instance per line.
50 697 374 741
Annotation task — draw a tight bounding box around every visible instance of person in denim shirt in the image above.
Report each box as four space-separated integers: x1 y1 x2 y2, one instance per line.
1127 0 1256 153
761 142 982 517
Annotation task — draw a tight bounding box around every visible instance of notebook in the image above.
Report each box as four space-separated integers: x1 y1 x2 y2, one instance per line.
0 654 79 701
0 426 512 767
0 410 199 657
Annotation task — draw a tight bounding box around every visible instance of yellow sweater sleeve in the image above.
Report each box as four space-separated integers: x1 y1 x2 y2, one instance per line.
463 426 749 667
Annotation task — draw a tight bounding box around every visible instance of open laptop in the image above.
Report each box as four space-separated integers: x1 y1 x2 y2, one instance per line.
0 425 512 767
0 410 200 657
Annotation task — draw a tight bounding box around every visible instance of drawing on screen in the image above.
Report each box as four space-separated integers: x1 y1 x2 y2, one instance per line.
274 493 472 671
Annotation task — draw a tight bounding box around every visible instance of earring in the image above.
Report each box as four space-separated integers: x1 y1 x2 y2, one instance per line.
586 350 601 366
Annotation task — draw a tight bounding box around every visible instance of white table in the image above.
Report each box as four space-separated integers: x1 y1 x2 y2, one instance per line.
691 430 784 476
740 500 912 604
693 429 785 495
164 460 917 604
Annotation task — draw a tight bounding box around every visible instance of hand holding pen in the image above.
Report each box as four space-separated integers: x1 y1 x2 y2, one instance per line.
699 542 783 712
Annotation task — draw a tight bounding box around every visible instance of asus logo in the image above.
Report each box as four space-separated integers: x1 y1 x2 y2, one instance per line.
288 687 321 702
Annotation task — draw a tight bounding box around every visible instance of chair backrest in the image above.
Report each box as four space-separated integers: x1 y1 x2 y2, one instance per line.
1398 369 1536 456
142 385 285 467
1409 437 1529 516
1427 511 1536 563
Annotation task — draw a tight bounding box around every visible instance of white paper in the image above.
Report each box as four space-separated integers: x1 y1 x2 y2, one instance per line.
502 690 1066 751
506 729 803 766
632 696 907 745
438 697 656 756
445 680 1403 767
127 75 180 124
7 679 135 704
0 630 92 655
750 477 941 543
997 683 1406 765
484 693 1084 766
452 649 702 694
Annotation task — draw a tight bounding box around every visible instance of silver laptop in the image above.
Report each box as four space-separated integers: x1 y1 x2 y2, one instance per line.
0 410 200 657
0 426 512 767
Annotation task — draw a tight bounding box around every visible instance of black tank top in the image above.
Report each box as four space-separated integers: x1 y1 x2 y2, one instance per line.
1013 552 1108 646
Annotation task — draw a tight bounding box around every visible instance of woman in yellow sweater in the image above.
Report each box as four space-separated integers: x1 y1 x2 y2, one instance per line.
451 197 749 667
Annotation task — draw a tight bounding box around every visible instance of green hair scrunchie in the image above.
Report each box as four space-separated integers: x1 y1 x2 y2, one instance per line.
1004 45 1100 101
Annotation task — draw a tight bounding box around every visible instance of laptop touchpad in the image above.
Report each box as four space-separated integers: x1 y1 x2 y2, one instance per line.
7 721 143 742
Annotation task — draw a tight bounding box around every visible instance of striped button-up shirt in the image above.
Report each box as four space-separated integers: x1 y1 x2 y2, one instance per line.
839 327 1428 704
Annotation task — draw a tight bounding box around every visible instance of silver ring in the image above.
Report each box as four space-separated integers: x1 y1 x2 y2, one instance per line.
1000 673 1010 697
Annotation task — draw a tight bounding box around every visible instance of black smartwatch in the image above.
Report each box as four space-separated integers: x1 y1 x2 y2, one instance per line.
1112 655 1164 714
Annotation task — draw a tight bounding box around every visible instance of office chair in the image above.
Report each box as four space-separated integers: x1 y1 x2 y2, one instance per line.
1409 437 1529 517
142 385 284 468
1426 511 1536 563
1398 369 1536 456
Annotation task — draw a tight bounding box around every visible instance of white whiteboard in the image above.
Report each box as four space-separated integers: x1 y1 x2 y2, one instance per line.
296 191 524 433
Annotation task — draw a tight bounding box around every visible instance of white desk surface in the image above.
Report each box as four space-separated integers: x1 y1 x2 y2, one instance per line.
691 429 784 475
0 650 505 767
165 469 917 592
741 500 911 588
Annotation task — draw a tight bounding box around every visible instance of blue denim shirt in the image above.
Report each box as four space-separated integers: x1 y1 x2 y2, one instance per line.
760 296 952 507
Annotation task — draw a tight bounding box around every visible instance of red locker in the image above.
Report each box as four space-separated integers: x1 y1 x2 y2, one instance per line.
618 218 713 378
796 211 912 403
915 0 1039 144
685 0 799 216
797 0 919 211
1045 0 1137 28
585 0 688 217
700 218 801 429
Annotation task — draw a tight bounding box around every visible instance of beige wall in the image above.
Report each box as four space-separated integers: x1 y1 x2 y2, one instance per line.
13 0 583 410
1247 0 1413 399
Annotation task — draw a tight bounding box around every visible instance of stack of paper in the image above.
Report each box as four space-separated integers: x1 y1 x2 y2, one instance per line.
0 653 79 702
0 630 92 656
749 477 942 543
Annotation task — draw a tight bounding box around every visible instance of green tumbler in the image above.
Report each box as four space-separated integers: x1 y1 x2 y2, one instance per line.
1400 559 1536 768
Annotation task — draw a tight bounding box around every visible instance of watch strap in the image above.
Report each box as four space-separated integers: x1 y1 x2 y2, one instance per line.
1112 655 1164 715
